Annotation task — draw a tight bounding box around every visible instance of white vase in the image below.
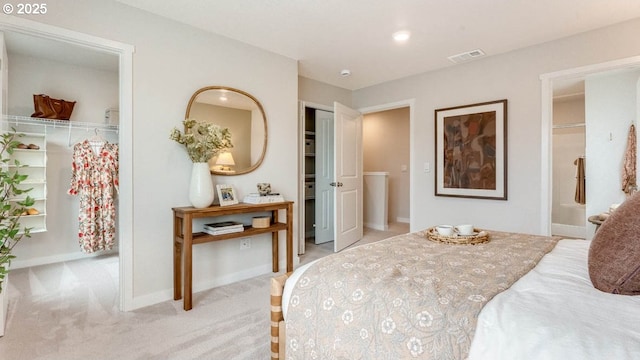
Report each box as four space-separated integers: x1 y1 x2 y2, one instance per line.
189 162 214 208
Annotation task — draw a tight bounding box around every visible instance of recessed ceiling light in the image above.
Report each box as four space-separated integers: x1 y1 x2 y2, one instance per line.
340 69 351 77
393 30 411 42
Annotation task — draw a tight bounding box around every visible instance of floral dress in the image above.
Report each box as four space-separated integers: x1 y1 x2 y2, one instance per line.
68 140 119 253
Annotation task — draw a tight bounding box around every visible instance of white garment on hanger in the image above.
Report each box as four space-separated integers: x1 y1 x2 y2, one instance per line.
88 130 106 155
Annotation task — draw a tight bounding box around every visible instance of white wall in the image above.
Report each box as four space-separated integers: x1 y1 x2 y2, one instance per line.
299 76 352 107
7 53 118 121
585 69 640 238
8 53 119 266
353 18 640 235
5 0 299 309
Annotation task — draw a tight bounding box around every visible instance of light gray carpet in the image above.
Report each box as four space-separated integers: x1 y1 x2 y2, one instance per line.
0 223 409 359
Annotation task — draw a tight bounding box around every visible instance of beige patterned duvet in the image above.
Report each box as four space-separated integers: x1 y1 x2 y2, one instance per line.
285 230 559 359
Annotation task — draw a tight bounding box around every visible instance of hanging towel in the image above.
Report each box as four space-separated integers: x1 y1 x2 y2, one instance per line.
622 124 637 195
574 157 586 205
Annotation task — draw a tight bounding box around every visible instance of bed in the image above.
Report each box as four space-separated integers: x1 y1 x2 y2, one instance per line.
270 197 640 359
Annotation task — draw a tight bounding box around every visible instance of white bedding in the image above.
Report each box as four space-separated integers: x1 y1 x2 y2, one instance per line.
469 239 640 359
284 239 640 359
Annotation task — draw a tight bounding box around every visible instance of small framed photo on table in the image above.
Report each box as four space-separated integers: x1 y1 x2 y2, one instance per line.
216 184 239 206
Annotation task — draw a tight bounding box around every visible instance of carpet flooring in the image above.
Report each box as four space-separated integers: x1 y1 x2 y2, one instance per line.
0 223 409 360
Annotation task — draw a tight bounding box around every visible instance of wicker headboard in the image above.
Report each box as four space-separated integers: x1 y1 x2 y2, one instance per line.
270 272 291 360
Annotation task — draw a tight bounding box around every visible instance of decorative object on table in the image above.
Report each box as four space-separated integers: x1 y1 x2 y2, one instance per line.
243 192 285 204
31 94 76 120
435 99 508 200
169 118 233 208
423 226 490 245
622 124 636 196
203 221 244 235
188 162 215 208
169 118 233 163
257 182 271 195
252 216 271 228
216 184 239 206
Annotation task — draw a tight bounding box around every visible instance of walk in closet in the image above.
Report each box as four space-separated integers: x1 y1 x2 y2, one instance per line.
1 30 120 268
301 105 335 247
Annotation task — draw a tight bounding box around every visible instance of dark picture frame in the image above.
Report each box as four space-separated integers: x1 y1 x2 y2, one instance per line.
435 99 508 200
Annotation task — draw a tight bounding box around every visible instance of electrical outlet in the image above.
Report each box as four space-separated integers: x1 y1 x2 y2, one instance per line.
240 238 251 250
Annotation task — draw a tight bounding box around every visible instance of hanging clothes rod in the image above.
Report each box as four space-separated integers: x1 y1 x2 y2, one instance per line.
2 114 119 132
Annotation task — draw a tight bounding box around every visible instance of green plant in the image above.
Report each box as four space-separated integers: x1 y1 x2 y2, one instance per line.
0 129 34 292
169 119 233 163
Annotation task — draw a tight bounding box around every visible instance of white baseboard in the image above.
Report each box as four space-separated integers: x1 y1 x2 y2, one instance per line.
396 217 410 223
364 222 388 231
130 257 298 310
551 223 586 239
11 248 119 270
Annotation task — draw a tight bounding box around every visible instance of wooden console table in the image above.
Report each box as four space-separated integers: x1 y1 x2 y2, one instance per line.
172 201 294 310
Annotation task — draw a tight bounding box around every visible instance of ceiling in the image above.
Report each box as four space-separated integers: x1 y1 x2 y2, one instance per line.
114 0 640 90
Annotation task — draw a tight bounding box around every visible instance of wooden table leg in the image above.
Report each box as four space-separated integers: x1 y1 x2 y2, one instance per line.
272 209 279 272
272 232 279 273
286 203 293 272
173 215 183 300
183 214 193 311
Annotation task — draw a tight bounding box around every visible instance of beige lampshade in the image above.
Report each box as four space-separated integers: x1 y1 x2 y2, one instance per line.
216 151 235 166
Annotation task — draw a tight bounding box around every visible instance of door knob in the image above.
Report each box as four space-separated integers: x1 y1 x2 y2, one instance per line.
330 182 337 187
330 182 344 187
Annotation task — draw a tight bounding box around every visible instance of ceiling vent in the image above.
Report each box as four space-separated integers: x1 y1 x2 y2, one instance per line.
447 49 486 64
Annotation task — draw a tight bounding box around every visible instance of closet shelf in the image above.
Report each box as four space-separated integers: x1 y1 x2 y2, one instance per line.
18 180 46 185
3 115 119 132
9 197 46 201
7 164 45 169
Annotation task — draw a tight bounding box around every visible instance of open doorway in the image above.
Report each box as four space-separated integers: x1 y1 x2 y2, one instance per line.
362 107 410 230
297 99 413 255
551 79 586 238
0 18 134 310
541 57 640 240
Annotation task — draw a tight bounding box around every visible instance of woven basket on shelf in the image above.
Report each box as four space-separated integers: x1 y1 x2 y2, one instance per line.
423 227 490 245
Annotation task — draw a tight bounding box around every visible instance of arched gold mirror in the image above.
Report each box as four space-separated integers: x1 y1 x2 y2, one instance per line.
185 86 267 175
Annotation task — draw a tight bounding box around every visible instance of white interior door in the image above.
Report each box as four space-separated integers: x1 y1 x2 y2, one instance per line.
333 102 363 252
315 109 334 244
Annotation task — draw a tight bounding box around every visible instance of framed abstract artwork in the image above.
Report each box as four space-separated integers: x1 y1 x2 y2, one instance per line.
435 99 508 200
